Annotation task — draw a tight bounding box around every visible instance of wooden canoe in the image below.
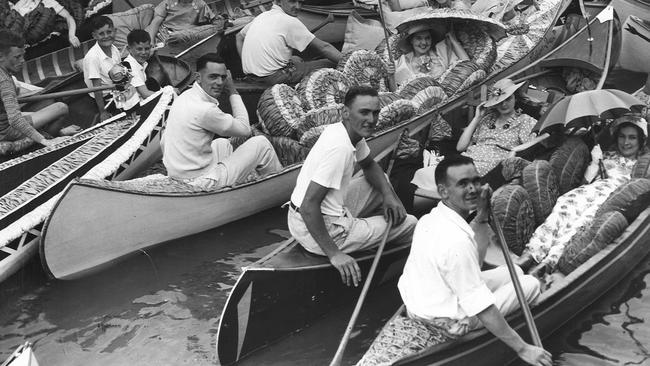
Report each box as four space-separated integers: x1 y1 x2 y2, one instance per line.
356 206 650 365
38 0 570 280
216 240 412 365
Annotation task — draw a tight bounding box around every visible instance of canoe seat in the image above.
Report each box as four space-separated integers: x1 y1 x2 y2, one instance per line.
0 137 35 157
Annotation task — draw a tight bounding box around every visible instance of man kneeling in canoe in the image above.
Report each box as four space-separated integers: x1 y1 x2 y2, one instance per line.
288 86 417 287
398 155 552 366
0 29 79 148
162 53 282 190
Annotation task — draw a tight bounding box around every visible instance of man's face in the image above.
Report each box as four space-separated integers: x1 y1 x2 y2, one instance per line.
198 61 228 99
0 46 25 74
128 41 151 64
92 24 115 48
278 0 303 16
344 95 380 140
438 163 482 215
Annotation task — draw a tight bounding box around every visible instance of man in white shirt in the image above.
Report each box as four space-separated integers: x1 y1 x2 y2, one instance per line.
236 0 342 85
162 53 282 190
398 155 552 366
288 86 417 287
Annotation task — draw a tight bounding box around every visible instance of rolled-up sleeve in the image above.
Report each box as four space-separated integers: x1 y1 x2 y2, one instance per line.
439 240 495 317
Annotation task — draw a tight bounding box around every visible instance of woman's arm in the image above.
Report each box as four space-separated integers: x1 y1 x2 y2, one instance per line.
59 8 80 47
510 133 549 156
146 15 165 44
457 103 487 152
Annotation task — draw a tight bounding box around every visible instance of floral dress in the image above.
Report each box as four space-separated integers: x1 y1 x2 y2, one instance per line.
464 111 537 176
523 151 637 269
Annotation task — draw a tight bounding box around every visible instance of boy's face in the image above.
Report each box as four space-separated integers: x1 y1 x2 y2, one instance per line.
92 24 115 48
128 41 151 64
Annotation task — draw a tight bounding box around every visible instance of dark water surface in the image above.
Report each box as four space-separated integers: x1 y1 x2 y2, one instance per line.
0 206 648 365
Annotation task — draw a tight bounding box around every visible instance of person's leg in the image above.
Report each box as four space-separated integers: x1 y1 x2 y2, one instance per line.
484 265 541 316
338 213 417 252
217 135 282 186
28 102 74 136
343 175 384 218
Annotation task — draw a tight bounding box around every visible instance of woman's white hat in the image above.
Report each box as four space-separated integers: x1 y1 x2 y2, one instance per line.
397 22 447 53
611 114 648 138
484 78 525 107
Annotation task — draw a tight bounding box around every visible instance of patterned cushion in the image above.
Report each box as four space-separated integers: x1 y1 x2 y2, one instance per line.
501 157 531 182
338 49 388 91
397 76 440 99
437 60 481 96
296 69 351 110
297 104 344 138
378 92 401 108
377 99 417 131
595 178 650 223
522 160 559 225
257 84 305 139
557 211 628 275
549 137 590 195
299 125 328 148
631 153 650 179
411 86 447 113
267 135 310 167
490 184 536 255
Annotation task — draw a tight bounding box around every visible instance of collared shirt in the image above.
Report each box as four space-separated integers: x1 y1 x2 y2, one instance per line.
83 42 121 98
11 0 63 16
240 4 315 77
0 67 42 142
123 54 147 89
155 0 215 33
290 122 370 216
161 82 250 179
398 202 496 321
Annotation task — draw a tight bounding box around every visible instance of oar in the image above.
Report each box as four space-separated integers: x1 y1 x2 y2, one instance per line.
310 12 335 34
491 210 543 346
377 0 395 65
17 84 115 103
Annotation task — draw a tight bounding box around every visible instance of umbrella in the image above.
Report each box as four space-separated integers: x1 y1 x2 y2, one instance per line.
533 89 646 134
396 8 507 42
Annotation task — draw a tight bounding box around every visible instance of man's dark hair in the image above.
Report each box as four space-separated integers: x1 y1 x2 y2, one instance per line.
127 29 151 46
435 154 475 186
344 86 378 107
196 53 226 71
91 15 114 32
0 29 25 55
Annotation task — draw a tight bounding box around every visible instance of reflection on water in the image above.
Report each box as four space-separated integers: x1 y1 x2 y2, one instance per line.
0 205 648 366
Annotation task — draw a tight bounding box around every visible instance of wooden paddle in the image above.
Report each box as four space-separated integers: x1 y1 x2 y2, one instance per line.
490 211 543 347
17 84 115 103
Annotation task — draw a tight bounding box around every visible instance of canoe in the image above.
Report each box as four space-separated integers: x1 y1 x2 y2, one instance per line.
0 88 175 284
356 204 650 365
39 0 571 280
216 239 412 365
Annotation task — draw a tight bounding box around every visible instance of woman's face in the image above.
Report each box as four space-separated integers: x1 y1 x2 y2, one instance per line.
495 94 515 116
410 31 432 57
616 125 641 158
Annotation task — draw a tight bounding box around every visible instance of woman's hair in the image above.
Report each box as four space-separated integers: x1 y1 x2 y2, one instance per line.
612 121 647 154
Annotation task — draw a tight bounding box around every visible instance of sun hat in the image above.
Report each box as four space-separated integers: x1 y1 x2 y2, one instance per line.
484 78 525 107
397 22 447 53
610 113 648 138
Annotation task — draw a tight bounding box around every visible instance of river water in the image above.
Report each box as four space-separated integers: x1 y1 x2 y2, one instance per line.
0 206 648 366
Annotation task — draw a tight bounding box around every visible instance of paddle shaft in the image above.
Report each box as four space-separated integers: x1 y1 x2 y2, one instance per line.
17 84 115 103
377 0 395 65
491 212 543 347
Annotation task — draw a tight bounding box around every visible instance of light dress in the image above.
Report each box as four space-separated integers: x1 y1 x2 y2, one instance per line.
394 39 460 87
523 151 637 269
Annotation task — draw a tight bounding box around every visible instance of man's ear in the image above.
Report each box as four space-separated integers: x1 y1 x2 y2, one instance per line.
342 106 350 121
437 183 447 199
194 71 201 82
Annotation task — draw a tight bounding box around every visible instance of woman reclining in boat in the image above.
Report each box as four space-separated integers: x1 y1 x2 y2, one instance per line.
389 22 469 89
519 115 649 276
146 0 223 45
411 78 547 195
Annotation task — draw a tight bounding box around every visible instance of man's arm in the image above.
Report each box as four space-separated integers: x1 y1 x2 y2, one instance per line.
477 306 552 366
235 31 245 57
135 85 155 99
0 75 46 144
358 155 407 225
200 73 251 137
146 15 165 44
307 38 342 64
300 181 362 287
470 184 492 265
90 79 111 122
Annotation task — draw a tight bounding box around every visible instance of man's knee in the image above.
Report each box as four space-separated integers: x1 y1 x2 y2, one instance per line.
521 274 542 302
247 135 274 150
53 102 69 117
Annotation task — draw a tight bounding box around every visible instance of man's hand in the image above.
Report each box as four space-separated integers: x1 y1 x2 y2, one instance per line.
330 251 361 287
99 111 112 122
517 344 552 366
382 194 407 225
224 71 238 96
41 136 68 147
476 183 492 220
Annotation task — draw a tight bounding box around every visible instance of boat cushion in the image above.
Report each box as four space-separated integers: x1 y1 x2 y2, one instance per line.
107 4 155 49
490 184 536 255
299 125 328 148
338 49 388 91
378 91 401 108
427 112 452 142
374 33 403 69
438 60 481 96
501 156 531 183
557 210 628 275
267 135 310 167
341 10 384 54
378 99 417 131
24 3 57 45
85 0 113 18
549 137 590 194
522 160 559 225
397 76 440 100
456 25 497 72
631 153 650 179
296 68 351 110
257 84 305 139
297 104 344 138
0 137 35 156
457 69 487 95
411 85 447 112
595 178 650 223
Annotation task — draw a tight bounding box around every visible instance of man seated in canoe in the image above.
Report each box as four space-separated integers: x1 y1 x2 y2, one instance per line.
236 0 342 85
398 155 551 366
161 53 282 190
287 86 418 287
0 29 79 148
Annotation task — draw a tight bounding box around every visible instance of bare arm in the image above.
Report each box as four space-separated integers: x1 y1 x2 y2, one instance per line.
59 8 80 47
90 79 110 121
358 155 407 225
469 184 492 266
510 133 549 155
1 76 46 144
146 15 165 44
135 85 156 99
300 181 362 287
307 37 342 63
236 31 245 57
457 103 487 152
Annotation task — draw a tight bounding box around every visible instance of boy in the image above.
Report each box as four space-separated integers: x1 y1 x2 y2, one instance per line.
124 29 156 99
83 15 120 122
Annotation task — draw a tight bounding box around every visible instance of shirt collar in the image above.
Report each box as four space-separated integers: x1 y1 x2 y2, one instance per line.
436 202 475 237
125 54 146 68
332 122 361 152
271 4 286 14
192 81 220 105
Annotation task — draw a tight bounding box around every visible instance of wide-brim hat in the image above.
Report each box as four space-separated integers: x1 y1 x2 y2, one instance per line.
397 22 448 53
484 78 525 107
610 114 648 138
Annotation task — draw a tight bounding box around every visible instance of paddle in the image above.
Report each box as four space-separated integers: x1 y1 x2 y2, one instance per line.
490 210 543 347
17 84 115 103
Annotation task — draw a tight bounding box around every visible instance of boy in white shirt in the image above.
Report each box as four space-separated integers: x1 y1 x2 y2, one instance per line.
123 29 156 100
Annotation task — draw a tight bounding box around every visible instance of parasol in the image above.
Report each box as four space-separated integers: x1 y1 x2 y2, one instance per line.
533 89 645 134
395 8 508 42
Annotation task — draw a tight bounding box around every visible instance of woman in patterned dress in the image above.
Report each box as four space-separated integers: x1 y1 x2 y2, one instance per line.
519 115 649 276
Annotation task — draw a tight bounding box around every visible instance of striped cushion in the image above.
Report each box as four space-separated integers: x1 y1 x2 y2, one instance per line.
490 184 536 255
257 84 305 139
549 137 590 194
296 69 351 110
595 178 650 223
522 160 559 225
631 153 650 179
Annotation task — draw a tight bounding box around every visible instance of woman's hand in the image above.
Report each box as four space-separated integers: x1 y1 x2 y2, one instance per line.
475 102 488 120
68 34 81 48
590 144 603 162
